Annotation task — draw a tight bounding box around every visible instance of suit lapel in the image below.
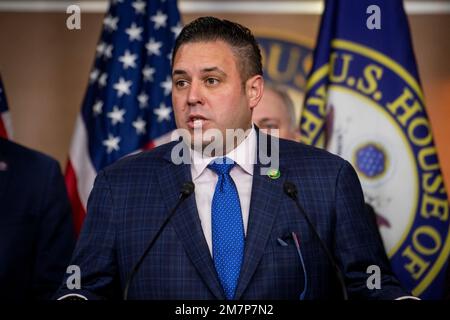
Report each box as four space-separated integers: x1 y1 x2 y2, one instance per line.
159 145 225 299
234 132 286 299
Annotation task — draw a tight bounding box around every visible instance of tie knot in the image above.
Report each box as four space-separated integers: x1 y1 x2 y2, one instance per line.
208 157 235 175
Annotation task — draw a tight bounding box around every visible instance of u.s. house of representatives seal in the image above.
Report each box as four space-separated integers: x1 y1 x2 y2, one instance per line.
302 39 450 297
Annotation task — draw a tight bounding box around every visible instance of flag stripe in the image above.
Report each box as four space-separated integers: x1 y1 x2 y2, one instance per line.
65 160 87 233
0 75 12 140
0 115 8 138
68 115 97 207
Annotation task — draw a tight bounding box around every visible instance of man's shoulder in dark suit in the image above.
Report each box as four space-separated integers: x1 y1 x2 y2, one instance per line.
277 138 349 181
0 138 75 300
279 138 344 162
0 137 61 173
99 140 177 176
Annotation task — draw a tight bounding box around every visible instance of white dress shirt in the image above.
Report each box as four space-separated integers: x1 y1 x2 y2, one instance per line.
190 126 256 255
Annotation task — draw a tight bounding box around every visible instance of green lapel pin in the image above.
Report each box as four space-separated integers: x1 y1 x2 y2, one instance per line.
267 168 281 179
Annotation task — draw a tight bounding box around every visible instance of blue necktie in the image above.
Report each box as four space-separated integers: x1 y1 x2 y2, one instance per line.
208 157 244 300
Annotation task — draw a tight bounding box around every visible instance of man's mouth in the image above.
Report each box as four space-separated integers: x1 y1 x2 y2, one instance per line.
188 115 208 129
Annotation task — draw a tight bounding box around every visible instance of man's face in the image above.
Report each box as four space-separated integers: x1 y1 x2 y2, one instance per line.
252 88 300 141
172 40 262 151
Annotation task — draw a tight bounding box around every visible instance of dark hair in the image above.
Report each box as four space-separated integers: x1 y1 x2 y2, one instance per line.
172 16 263 81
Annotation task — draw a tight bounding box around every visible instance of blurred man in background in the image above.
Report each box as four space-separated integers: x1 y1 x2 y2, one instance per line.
252 84 301 141
0 137 75 300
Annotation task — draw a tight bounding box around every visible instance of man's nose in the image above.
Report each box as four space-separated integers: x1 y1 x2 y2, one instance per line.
187 80 204 107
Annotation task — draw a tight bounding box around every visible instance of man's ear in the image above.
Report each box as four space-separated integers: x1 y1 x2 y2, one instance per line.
246 75 264 110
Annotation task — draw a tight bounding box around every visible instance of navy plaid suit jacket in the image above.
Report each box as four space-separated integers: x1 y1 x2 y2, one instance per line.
55 133 409 300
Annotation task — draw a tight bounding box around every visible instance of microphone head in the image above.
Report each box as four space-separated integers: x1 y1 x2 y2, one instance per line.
283 181 298 199
180 181 195 197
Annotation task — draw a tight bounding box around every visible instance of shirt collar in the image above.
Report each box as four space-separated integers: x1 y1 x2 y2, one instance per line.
190 124 256 180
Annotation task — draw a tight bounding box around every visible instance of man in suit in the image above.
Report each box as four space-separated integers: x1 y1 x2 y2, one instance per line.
0 137 75 299
55 17 413 300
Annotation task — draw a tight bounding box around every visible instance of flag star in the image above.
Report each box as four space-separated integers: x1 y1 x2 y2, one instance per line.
118 50 138 69
98 73 108 87
142 66 155 82
113 77 132 97
107 106 126 125
137 92 149 108
96 42 106 57
103 15 119 32
103 134 121 153
160 76 172 96
171 22 183 38
112 0 124 4
125 23 143 42
150 10 167 29
132 0 146 14
92 100 103 116
132 117 147 135
89 69 100 83
145 38 162 56
104 44 114 59
166 51 173 63
154 103 172 122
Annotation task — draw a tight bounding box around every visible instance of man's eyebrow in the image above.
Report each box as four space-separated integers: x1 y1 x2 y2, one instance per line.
172 67 227 77
201 67 226 76
172 69 188 76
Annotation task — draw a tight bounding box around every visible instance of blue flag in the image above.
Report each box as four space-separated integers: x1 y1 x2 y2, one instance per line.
66 0 182 233
301 0 450 299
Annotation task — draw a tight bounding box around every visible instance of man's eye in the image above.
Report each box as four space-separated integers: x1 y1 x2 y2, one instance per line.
205 78 219 85
175 80 188 88
261 123 279 130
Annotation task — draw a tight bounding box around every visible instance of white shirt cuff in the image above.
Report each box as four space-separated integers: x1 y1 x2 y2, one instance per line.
395 296 421 300
57 293 88 300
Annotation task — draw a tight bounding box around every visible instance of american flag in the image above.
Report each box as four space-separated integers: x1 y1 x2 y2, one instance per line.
66 0 182 234
0 75 13 139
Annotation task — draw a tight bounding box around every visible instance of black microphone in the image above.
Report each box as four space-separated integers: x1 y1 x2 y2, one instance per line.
283 181 348 300
123 181 195 300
